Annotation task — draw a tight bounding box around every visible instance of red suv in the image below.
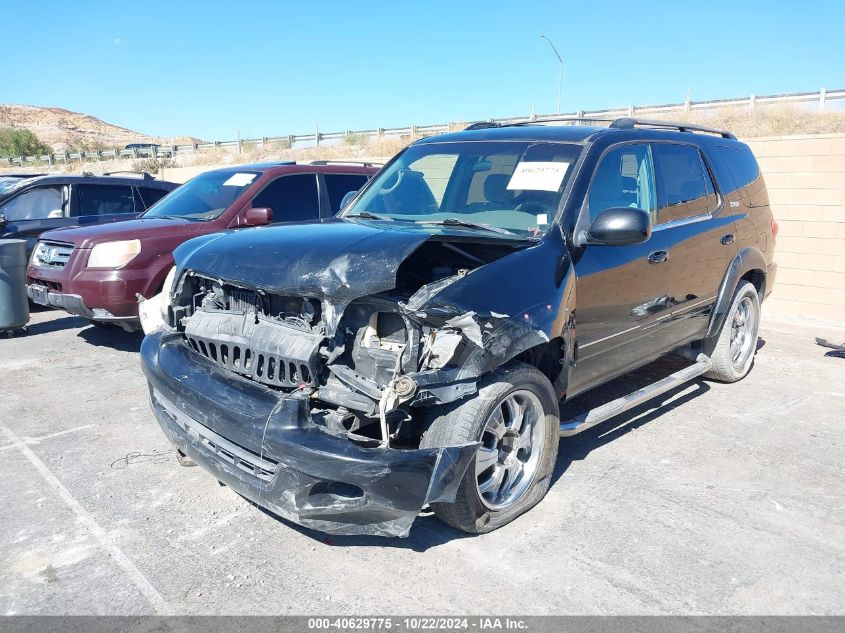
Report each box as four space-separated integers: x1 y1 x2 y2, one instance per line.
26 161 378 330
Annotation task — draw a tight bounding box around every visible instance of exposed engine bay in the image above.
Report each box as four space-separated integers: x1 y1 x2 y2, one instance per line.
164 235 547 449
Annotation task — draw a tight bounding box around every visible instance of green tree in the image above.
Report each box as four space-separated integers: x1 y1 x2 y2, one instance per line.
0 128 51 157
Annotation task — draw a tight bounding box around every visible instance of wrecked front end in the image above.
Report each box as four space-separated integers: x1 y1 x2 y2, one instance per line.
141 331 478 537
141 222 566 536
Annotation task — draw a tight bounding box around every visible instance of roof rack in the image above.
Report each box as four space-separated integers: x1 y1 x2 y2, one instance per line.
307 160 384 168
103 171 154 179
463 116 736 139
609 117 736 139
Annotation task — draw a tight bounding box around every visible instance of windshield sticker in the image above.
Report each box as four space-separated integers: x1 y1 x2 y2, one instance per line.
506 161 569 192
535 213 548 225
222 173 257 187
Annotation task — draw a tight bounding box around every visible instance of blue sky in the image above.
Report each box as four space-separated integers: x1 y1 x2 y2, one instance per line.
3 0 843 141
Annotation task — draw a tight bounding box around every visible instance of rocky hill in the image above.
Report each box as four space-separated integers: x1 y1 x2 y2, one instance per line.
0 104 200 152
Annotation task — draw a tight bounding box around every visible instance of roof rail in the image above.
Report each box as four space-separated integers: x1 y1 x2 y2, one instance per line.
509 116 618 126
464 121 501 130
103 171 153 179
306 160 384 168
610 117 736 139
467 117 619 129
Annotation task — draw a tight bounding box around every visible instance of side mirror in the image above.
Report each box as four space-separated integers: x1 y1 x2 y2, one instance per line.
0 214 7 233
339 190 358 211
243 207 273 226
47 209 63 219
586 207 652 246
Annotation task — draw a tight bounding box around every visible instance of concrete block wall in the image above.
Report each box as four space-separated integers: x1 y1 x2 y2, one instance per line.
745 134 844 321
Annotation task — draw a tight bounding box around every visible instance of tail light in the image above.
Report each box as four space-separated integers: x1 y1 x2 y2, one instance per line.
771 218 779 248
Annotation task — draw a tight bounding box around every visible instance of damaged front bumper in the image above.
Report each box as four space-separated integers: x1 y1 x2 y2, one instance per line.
140 331 478 537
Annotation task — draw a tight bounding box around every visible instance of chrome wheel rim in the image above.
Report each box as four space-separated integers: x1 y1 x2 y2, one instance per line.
729 296 757 368
475 389 546 510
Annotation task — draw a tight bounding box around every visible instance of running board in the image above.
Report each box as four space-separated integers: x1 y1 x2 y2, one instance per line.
559 354 712 437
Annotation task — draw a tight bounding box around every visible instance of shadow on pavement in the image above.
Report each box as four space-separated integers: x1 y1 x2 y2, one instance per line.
553 380 710 486
549 352 716 485
16 314 88 336
251 502 473 552
78 323 144 352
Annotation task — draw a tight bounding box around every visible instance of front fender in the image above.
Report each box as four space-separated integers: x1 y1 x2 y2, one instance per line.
404 229 577 398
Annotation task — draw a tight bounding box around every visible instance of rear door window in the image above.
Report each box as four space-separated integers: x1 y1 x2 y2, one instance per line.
653 144 718 224
76 184 136 216
0 186 64 221
323 174 370 214
252 174 320 223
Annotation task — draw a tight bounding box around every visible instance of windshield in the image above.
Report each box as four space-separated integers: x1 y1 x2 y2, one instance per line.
343 140 582 237
143 170 260 221
0 176 30 197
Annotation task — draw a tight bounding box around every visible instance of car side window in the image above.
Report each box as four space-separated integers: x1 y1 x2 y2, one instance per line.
76 184 136 216
323 174 370 214
253 174 320 223
653 144 718 224
0 186 64 221
587 144 657 224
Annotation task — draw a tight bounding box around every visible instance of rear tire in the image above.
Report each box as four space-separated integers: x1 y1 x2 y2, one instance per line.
704 281 760 382
420 362 560 534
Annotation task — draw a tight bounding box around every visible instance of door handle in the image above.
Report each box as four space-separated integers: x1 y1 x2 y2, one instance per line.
648 250 669 264
720 234 735 245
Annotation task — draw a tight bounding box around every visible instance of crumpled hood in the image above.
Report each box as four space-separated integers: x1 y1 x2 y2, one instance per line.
41 217 203 250
174 219 432 304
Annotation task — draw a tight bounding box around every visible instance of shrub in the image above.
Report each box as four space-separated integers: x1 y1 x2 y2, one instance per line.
344 132 369 146
131 157 174 174
0 127 51 157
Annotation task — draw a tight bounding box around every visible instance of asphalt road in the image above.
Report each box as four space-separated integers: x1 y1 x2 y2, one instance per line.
1 308 843 615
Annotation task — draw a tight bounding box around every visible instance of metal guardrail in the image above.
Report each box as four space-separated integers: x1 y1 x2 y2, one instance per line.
4 87 843 167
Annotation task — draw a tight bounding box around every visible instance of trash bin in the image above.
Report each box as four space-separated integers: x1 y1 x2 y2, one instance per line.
0 239 30 332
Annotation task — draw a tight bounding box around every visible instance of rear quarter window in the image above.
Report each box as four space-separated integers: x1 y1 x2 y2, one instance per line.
137 186 171 208
717 146 761 190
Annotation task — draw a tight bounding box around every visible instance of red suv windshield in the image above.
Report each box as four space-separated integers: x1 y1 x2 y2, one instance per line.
143 170 259 221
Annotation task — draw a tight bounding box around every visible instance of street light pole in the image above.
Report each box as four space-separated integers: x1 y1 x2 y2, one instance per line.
539 34 563 114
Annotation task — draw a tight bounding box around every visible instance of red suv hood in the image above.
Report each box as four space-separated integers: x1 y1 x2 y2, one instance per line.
40 217 214 249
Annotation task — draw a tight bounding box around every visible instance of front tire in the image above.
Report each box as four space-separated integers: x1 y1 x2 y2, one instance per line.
420 362 560 534
704 280 761 382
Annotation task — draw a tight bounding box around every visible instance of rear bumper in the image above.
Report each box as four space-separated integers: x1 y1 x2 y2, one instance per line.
765 261 777 299
140 331 477 537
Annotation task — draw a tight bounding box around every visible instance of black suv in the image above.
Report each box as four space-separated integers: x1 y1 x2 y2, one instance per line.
140 118 777 537
0 172 179 256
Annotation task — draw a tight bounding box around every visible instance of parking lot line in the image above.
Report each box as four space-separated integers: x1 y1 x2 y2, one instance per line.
0 424 95 453
0 420 168 613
